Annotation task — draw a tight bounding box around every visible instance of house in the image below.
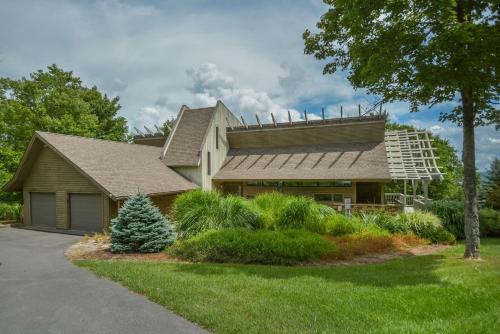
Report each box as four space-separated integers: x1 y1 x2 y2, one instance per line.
3 100 442 234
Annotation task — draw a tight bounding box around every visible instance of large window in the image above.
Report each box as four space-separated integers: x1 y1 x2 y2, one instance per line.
313 194 344 203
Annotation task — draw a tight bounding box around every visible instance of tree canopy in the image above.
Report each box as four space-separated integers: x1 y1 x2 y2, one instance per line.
0 65 128 202
303 1 499 126
161 117 176 138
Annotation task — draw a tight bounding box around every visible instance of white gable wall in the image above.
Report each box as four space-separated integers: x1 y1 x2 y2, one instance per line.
198 101 241 190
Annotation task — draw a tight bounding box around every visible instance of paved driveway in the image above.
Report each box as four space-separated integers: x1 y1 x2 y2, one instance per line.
0 227 207 334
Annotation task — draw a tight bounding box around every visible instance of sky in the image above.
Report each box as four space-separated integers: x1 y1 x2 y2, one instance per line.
0 0 498 170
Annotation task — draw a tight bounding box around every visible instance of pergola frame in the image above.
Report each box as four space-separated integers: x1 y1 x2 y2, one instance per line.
385 130 444 201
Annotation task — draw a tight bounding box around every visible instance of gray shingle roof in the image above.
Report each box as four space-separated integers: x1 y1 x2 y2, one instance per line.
162 106 216 166
33 132 197 199
213 141 391 181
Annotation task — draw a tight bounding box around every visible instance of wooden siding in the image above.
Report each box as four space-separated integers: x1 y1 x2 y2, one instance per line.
132 136 167 147
111 194 177 219
175 166 202 186
23 146 109 230
198 102 241 190
227 120 386 149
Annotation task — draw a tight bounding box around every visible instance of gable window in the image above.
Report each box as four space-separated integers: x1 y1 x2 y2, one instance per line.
215 126 219 149
207 151 211 176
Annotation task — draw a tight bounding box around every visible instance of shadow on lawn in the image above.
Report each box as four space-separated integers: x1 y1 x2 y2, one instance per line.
169 253 449 288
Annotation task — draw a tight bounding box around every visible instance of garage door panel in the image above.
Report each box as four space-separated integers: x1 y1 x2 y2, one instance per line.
31 192 57 227
70 194 102 232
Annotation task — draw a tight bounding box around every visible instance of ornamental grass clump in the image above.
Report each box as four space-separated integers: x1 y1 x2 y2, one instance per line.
424 200 465 239
171 190 261 239
275 196 326 233
363 212 410 234
397 211 455 244
110 192 176 253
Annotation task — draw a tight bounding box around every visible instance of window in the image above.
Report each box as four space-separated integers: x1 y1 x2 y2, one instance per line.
333 194 343 203
207 151 211 176
215 126 219 149
333 181 352 187
314 194 332 202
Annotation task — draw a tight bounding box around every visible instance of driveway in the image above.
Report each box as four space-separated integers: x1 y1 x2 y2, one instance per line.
0 227 207 334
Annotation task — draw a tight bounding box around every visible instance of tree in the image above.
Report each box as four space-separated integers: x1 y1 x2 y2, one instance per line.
385 123 463 201
110 192 176 253
0 65 128 202
161 117 176 138
483 158 500 209
304 1 499 258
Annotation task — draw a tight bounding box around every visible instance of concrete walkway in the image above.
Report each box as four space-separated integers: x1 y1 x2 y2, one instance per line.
0 226 207 334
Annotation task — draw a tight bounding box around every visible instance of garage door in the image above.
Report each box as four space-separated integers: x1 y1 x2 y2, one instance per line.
70 194 102 232
31 192 57 227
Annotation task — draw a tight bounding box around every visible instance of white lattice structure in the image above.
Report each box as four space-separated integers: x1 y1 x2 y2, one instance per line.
384 130 443 209
385 130 443 181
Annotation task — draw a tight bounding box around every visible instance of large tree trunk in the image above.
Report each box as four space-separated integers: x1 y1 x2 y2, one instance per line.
461 88 480 259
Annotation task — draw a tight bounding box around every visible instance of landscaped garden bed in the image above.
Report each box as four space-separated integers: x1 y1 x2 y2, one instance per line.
68 190 459 265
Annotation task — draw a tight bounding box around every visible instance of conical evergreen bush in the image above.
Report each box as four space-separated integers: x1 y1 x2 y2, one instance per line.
110 192 176 253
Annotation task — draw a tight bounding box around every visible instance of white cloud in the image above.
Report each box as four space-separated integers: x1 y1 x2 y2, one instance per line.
187 63 302 123
488 137 500 144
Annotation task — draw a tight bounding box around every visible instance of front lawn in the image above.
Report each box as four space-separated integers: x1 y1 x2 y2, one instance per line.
77 239 500 334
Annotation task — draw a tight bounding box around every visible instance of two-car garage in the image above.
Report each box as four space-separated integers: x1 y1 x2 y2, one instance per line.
3 131 198 235
30 192 103 233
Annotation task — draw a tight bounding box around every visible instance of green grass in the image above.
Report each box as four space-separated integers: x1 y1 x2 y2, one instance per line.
76 239 500 334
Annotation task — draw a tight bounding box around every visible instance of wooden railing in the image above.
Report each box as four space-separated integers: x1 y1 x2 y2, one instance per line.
384 193 431 209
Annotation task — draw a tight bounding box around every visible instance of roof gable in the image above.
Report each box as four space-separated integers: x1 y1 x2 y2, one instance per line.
161 104 217 166
3 132 198 199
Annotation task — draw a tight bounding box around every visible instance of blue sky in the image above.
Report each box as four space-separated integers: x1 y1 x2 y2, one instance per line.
0 0 498 170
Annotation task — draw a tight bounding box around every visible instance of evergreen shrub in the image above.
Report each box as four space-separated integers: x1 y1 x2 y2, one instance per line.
110 192 176 253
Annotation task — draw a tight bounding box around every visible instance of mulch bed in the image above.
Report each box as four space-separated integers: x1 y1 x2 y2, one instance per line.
66 237 449 266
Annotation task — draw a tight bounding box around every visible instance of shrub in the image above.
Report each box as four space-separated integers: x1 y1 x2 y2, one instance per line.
275 196 326 233
425 200 464 239
110 192 176 253
250 193 333 233
168 228 336 265
480 208 500 237
325 213 363 236
363 212 410 234
397 211 455 244
250 192 290 228
171 190 261 239
325 212 385 236
0 202 23 221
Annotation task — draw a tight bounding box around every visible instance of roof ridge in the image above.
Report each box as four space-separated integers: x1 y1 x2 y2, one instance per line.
36 131 160 149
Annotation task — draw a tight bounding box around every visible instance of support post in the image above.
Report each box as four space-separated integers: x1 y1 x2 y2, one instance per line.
403 180 407 207
255 114 262 127
340 106 343 119
423 179 429 201
288 110 293 126
321 107 325 122
271 113 277 127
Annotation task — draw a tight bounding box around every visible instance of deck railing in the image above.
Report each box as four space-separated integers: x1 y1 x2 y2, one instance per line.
384 193 431 209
